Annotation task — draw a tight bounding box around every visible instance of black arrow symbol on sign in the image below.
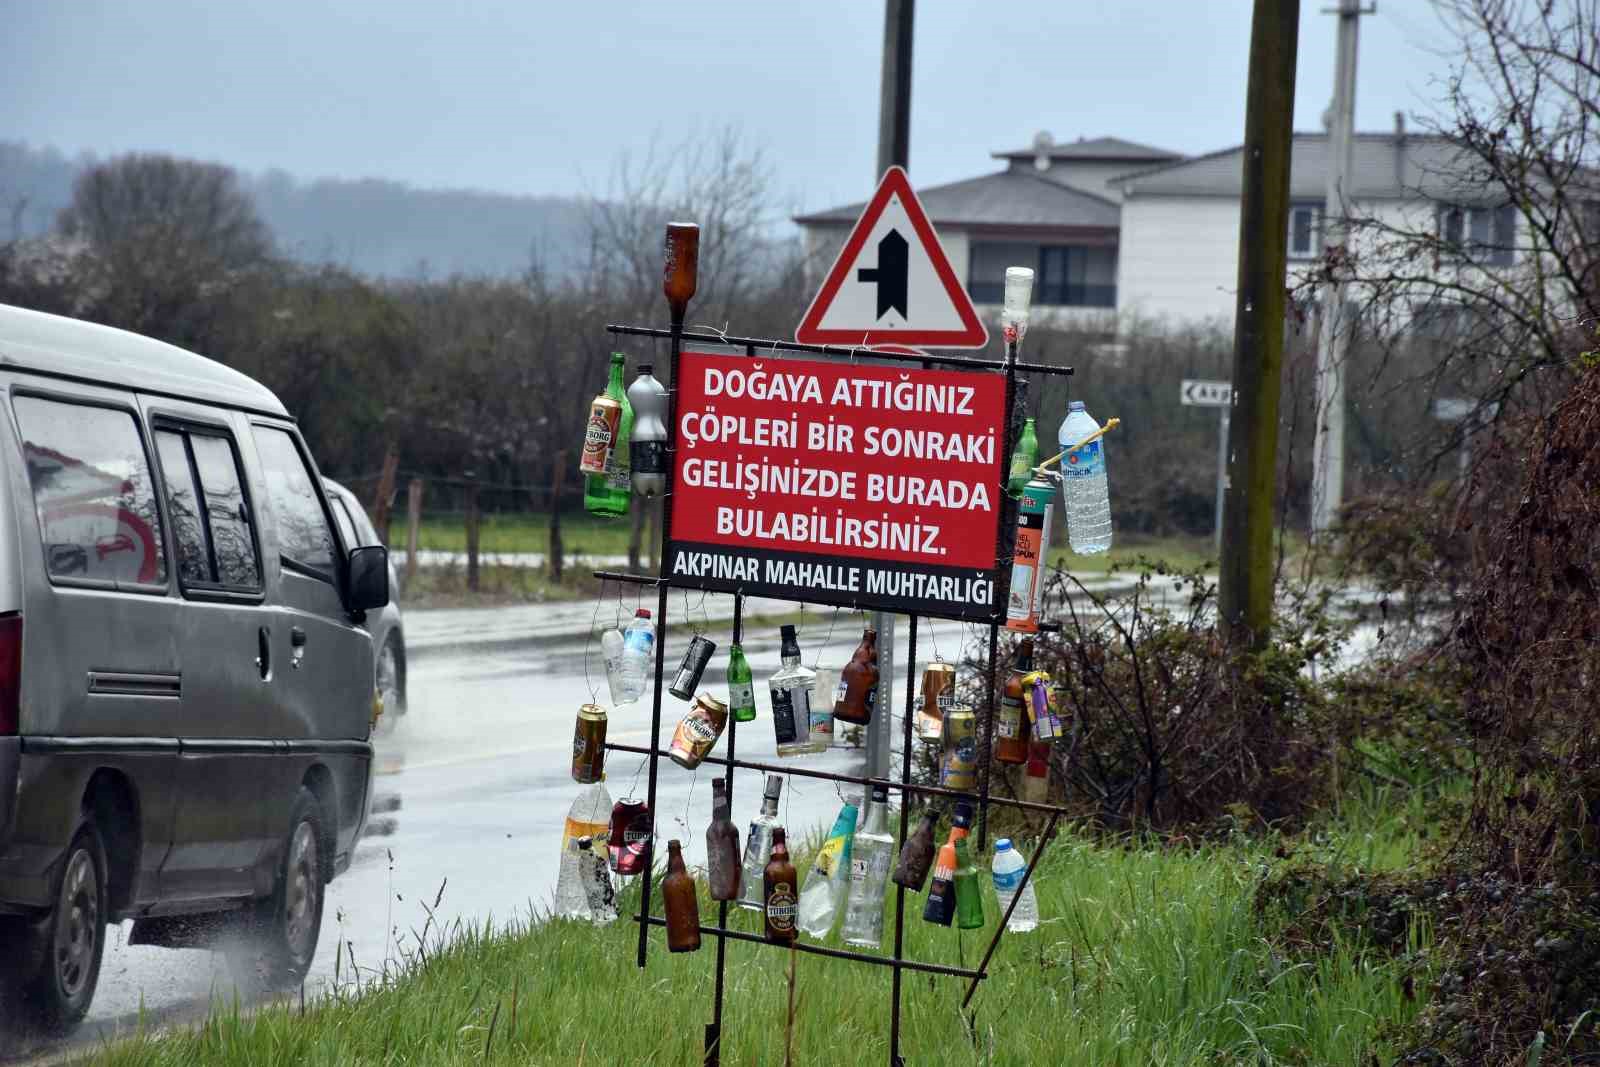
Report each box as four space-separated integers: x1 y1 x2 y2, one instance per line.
856 229 909 320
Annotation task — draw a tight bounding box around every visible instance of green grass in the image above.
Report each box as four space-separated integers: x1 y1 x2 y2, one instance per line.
88 797 1430 1067
399 514 1219 579
395 513 637 559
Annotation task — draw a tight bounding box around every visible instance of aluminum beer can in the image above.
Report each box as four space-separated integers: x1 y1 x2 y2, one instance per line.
669 634 717 701
669 692 728 769
572 703 607 784
919 660 956 743
609 798 651 875
580 394 622 476
940 707 977 791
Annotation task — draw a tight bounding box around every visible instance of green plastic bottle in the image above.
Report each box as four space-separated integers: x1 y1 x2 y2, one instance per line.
1006 417 1038 499
727 644 756 723
584 353 633 517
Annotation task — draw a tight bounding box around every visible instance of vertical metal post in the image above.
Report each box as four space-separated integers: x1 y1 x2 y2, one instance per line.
1219 0 1301 647
888 613 917 1067
705 592 742 1067
979 344 1019 848
1214 407 1230 557
1311 0 1367 538
636 312 687 968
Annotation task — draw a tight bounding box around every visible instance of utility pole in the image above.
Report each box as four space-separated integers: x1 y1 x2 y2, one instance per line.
866 0 914 791
1310 0 1372 537
1219 0 1301 647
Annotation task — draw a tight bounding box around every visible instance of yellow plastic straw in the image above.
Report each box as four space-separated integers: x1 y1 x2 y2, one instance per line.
1034 417 1121 473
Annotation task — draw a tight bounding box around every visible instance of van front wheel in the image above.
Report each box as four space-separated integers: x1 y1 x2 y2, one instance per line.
228 787 325 992
15 822 108 1033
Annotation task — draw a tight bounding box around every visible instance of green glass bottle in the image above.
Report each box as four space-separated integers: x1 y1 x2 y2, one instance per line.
584 353 633 517
727 644 757 722
1006 417 1038 499
952 831 984 929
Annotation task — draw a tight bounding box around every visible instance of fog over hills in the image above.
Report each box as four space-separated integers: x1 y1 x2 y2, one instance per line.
1 142 589 278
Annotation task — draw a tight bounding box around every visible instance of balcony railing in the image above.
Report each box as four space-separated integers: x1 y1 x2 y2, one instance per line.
967 280 1117 308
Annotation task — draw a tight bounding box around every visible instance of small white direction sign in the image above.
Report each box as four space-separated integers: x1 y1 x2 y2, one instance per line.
1181 379 1233 407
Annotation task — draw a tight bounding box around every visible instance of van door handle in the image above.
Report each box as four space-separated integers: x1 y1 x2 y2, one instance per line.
256 627 271 680
290 627 307 670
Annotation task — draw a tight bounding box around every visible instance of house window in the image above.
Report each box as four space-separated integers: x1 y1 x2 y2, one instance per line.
1438 204 1516 266
1287 203 1322 259
967 242 1117 307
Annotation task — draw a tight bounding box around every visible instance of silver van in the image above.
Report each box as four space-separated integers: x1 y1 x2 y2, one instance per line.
0 304 389 1032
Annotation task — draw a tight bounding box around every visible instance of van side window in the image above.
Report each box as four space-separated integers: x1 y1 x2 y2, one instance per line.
154 428 262 593
329 496 360 551
251 427 337 579
13 395 168 588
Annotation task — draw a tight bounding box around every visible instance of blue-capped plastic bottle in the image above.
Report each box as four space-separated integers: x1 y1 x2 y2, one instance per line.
1057 401 1112 554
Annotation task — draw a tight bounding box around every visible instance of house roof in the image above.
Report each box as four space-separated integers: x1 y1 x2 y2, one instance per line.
0 303 288 417
992 135 1181 163
793 169 1120 230
1116 132 1483 199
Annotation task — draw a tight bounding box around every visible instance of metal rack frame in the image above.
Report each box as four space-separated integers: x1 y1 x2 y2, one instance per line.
593 317 1075 1066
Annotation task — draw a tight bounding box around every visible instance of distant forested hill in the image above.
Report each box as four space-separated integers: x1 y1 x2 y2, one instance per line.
0 141 589 278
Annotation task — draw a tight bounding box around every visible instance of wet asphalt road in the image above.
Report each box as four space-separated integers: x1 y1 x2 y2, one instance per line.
2 607 966 1061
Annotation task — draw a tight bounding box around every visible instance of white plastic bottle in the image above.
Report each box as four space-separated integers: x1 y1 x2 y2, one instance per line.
1057 401 1112 554
556 780 613 919
990 838 1039 932
601 628 629 706
618 608 655 702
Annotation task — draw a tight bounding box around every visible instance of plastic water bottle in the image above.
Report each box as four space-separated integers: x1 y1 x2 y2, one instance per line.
797 800 858 937
618 608 655 702
990 838 1039 932
556 780 613 918
1058 401 1112 554
601 628 629 705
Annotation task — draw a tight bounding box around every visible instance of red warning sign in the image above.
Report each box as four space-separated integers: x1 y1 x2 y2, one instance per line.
795 167 989 350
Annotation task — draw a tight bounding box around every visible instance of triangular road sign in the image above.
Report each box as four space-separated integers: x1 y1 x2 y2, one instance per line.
796 166 989 349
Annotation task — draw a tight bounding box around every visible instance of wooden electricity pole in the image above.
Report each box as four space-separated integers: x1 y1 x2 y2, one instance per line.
1219 0 1300 648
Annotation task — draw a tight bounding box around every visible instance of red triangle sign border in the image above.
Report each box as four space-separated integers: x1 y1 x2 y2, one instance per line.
795 166 990 349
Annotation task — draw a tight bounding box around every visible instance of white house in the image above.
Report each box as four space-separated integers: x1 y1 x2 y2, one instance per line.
794 135 1179 329
795 122 1522 330
1114 123 1514 324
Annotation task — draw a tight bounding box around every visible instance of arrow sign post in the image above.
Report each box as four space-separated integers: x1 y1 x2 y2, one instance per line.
1181 379 1234 554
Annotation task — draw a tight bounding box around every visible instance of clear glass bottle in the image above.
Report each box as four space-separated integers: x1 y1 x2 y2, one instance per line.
556 780 612 919
769 624 820 757
628 364 669 499
738 775 784 911
796 798 857 938
841 785 895 948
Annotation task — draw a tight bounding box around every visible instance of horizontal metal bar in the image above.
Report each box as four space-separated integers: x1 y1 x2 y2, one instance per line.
633 915 983 980
592 569 662 587
602 741 1075 818
605 324 1073 376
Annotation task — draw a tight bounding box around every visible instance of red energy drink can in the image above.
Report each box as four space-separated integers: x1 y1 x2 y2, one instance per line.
609 799 652 876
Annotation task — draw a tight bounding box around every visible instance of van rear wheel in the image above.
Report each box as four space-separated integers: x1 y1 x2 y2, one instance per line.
227 787 325 993
14 822 108 1034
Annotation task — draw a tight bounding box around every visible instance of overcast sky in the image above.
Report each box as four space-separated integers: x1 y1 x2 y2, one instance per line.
2 0 1458 215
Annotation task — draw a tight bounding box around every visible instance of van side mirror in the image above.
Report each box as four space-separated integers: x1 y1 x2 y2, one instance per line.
346 545 390 613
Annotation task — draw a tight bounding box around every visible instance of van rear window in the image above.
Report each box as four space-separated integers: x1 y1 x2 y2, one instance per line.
14 396 168 588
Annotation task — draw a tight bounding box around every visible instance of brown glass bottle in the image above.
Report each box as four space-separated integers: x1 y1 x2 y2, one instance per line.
705 779 742 901
832 628 880 725
662 839 701 953
891 806 941 891
996 637 1034 764
763 827 799 943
